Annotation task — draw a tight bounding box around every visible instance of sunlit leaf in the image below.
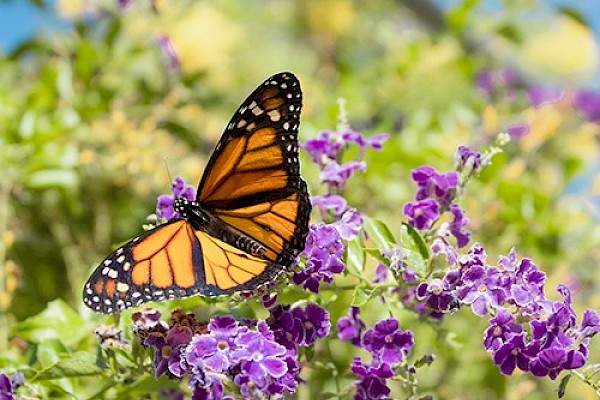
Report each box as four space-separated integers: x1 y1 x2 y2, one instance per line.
13 300 91 347
32 352 102 381
399 223 428 277
364 217 396 249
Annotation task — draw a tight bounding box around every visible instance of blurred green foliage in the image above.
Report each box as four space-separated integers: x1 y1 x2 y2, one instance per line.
0 0 599 398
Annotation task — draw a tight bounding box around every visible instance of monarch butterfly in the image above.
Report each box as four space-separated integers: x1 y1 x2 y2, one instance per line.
83 72 311 314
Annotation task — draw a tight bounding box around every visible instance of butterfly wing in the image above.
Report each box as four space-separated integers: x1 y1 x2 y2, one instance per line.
197 72 311 271
83 220 205 313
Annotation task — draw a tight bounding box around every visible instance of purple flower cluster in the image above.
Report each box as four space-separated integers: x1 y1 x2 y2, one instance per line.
293 223 345 293
156 176 196 221
298 128 387 294
336 312 414 400
136 304 330 399
414 244 600 379
303 130 388 186
312 195 364 240
268 303 331 351
303 128 387 195
403 158 473 249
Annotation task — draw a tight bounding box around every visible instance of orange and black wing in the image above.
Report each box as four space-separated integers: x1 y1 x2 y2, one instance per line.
83 220 204 313
197 72 311 273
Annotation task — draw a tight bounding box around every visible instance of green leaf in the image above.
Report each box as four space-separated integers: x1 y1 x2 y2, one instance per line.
346 237 366 275
32 352 103 381
351 285 374 307
399 223 429 277
364 248 386 263
14 300 90 347
364 217 396 249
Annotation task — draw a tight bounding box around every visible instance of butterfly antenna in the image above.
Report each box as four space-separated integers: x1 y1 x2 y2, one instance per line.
163 157 173 185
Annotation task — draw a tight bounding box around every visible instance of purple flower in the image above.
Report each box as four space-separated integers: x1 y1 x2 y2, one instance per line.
261 293 278 309
506 123 530 140
458 242 487 271
411 166 458 209
294 224 345 293
145 325 194 378
0 373 14 400
455 145 483 175
415 278 459 314
301 303 331 345
572 89 600 123
579 309 600 339
403 199 440 230
483 308 523 352
321 160 367 191
529 285 576 349
132 308 168 342
337 307 366 346
457 265 506 316
529 347 586 380
267 355 301 395
312 194 348 216
507 259 546 311
431 233 458 267
363 319 414 364
302 131 342 166
492 333 534 375
351 358 394 400
381 248 406 275
527 86 565 108
341 130 389 155
155 35 180 71
331 207 363 240
231 331 288 392
156 176 196 220
184 316 246 382
373 263 388 284
448 203 471 248
267 305 306 351
268 303 330 349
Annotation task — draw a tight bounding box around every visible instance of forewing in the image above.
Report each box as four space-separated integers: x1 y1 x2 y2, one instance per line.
197 72 304 208
197 72 311 266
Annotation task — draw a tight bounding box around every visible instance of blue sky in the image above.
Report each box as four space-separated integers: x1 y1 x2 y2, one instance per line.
0 1 66 53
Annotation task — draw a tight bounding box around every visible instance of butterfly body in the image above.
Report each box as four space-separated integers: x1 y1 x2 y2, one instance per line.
83 72 311 314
